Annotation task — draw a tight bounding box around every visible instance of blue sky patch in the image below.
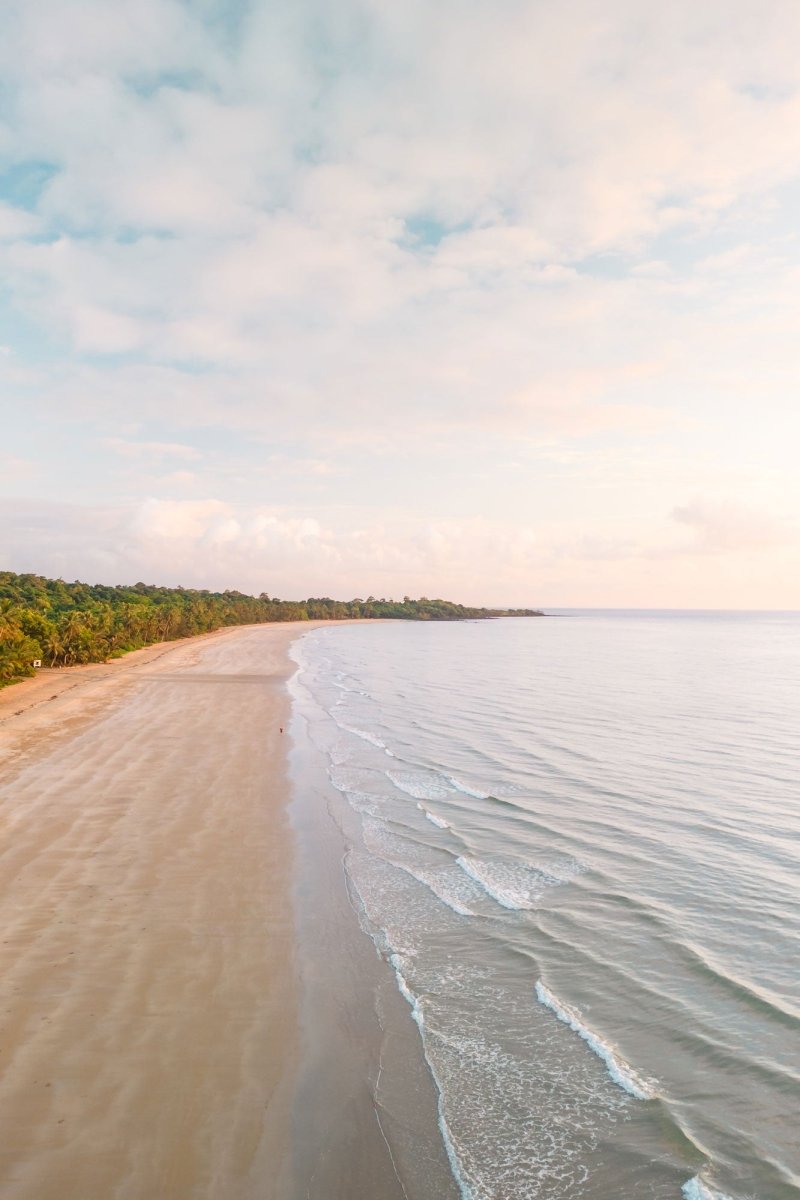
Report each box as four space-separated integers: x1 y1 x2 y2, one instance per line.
0 161 58 212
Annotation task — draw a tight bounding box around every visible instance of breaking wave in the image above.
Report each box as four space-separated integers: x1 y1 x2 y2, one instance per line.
535 981 655 1100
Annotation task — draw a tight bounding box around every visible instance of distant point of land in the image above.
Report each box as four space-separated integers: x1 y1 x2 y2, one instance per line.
0 570 543 687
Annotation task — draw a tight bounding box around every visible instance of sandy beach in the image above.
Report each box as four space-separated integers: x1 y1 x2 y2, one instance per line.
0 623 313 1200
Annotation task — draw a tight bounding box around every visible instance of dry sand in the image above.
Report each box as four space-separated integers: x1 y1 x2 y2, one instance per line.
0 623 317 1200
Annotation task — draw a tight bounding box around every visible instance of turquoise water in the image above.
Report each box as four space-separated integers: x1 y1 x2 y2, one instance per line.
291 612 800 1200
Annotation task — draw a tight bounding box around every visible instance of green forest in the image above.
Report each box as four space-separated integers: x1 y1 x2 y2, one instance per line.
0 571 542 686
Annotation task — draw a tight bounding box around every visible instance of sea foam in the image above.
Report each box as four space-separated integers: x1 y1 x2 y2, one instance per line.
417 801 450 829
341 724 388 750
456 856 546 910
387 769 451 801
399 863 477 917
447 777 490 799
535 981 655 1100
681 1176 735 1200
390 954 478 1200
390 954 425 1028
426 811 449 828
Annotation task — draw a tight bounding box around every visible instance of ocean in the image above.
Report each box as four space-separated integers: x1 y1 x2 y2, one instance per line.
287 611 800 1200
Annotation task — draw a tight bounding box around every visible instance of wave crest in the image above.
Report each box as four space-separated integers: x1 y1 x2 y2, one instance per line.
388 769 451 801
456 856 553 910
535 981 655 1100
682 1175 735 1200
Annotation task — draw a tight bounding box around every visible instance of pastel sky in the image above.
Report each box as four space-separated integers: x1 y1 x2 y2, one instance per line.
2 0 799 607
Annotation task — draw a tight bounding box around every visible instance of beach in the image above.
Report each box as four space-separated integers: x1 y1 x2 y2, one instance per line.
0 619 457 1200
3 612 797 1200
0 624 306 1200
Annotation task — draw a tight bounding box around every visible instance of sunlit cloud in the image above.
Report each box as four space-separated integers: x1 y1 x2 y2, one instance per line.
671 498 795 553
1 0 799 605
103 438 202 462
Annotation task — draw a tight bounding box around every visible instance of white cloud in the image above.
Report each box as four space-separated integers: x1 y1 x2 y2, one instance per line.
0 454 37 485
72 304 143 354
2 492 798 608
130 497 231 540
103 438 201 461
671 498 794 553
0 202 39 239
159 470 196 487
2 1 800 605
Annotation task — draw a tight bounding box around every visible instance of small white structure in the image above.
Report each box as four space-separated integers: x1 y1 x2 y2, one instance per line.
32 659 42 669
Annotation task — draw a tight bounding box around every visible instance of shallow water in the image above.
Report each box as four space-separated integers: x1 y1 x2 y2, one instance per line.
290 612 800 1200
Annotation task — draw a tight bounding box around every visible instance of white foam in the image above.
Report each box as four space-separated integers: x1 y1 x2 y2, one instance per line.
342 724 387 750
416 802 450 829
330 673 368 697
436 1106 478 1200
456 856 541 910
329 742 353 766
400 863 477 917
387 769 451 801
539 855 585 883
447 777 490 799
327 764 383 795
426 811 449 829
344 790 381 816
389 955 477 1200
390 954 425 1028
535 981 655 1101
361 818 418 866
682 1176 735 1200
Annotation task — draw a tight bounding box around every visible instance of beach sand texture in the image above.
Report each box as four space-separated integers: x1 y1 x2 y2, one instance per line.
0 624 306 1200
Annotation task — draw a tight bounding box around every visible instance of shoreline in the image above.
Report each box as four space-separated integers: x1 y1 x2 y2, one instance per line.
0 621 327 1199
286 632 461 1200
0 618 460 1200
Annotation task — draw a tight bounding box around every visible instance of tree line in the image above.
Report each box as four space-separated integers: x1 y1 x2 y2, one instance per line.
0 572 542 686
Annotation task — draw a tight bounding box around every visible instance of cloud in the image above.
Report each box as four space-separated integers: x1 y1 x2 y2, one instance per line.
160 470 196 486
671 498 794 553
2 492 799 608
2 1 800 606
0 202 39 239
103 438 202 462
130 497 231 540
0 455 37 484
0 495 543 600
72 304 143 354
3 0 800 444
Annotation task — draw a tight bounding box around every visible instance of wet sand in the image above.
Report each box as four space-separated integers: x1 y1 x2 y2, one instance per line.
0 624 312 1200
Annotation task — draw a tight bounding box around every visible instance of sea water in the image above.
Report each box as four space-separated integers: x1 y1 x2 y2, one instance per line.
289 612 800 1200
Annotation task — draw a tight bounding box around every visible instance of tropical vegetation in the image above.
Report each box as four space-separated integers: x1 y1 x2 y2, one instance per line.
0 571 542 686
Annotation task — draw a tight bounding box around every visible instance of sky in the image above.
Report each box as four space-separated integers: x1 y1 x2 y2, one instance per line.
1 0 799 608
